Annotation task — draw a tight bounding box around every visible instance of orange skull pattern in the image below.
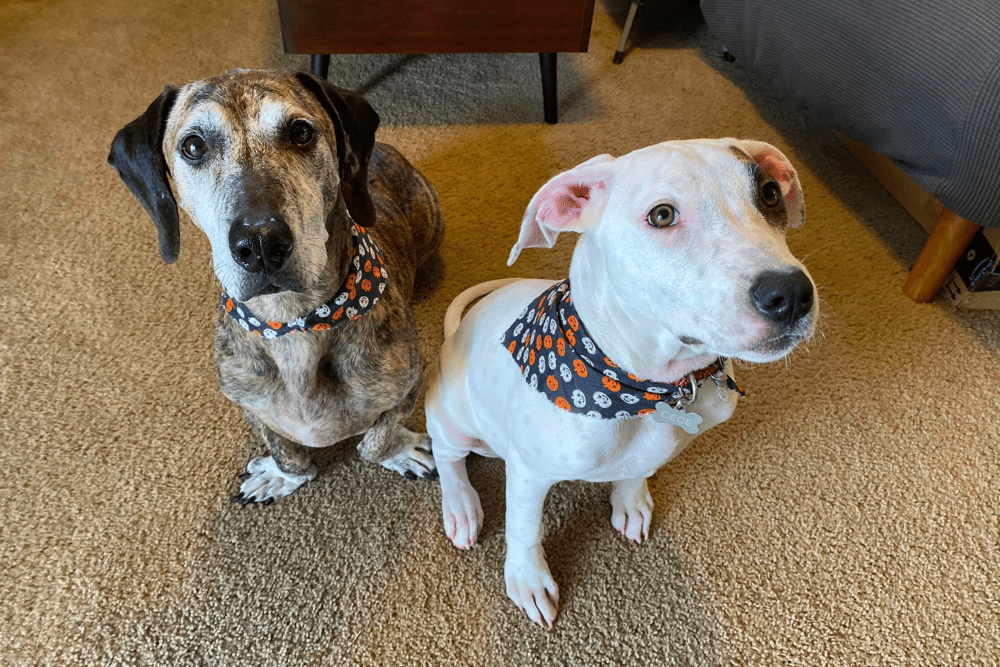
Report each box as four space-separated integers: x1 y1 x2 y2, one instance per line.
221 224 387 338
501 280 732 419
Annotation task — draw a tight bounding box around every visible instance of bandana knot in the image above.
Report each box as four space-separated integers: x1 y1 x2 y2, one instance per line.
221 224 387 338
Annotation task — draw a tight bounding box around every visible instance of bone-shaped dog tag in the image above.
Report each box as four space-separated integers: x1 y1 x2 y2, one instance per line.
652 401 703 435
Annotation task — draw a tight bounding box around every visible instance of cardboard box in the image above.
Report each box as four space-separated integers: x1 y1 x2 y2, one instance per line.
942 227 1000 309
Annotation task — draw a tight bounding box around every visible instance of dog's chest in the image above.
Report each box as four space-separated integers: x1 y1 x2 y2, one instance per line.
259 335 339 447
508 377 739 483
605 386 738 479
269 335 324 398
225 333 373 448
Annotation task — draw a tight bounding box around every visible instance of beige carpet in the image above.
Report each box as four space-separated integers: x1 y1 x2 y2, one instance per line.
4 0 999 665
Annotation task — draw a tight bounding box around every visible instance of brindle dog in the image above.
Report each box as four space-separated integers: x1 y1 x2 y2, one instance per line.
109 69 444 503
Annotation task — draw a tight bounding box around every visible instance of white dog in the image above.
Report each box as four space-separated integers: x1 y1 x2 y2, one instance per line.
424 139 818 628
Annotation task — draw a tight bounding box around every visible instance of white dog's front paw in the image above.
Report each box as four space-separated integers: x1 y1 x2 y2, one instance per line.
505 545 560 629
232 456 317 505
439 466 483 550
379 432 438 481
610 478 654 543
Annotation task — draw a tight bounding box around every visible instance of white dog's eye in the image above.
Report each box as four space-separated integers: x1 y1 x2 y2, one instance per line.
180 134 207 161
290 120 315 146
761 181 782 207
647 204 677 228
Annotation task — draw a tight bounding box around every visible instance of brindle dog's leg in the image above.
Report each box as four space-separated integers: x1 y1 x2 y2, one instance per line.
233 411 318 505
358 379 438 481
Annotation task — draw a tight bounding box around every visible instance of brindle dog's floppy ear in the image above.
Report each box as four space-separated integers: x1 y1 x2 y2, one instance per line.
295 72 379 228
108 85 181 263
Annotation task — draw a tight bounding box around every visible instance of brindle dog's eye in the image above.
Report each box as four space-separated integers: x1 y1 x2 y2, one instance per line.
762 181 782 207
290 120 314 146
181 135 207 160
647 203 678 228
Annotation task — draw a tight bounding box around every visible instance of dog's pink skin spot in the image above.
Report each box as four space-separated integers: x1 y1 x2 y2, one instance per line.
546 184 594 223
554 194 582 217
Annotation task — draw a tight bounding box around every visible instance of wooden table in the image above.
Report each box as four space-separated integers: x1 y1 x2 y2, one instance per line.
276 0 596 123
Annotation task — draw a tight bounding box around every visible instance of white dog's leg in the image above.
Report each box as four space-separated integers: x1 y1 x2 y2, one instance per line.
438 457 483 550
428 408 484 549
609 477 654 543
503 462 559 629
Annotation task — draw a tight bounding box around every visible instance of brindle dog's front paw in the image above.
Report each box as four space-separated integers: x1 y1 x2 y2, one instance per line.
232 455 317 505
379 430 438 481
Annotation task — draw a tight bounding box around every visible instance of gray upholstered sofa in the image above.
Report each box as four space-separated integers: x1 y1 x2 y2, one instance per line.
700 0 1000 300
620 0 1000 300
701 0 1000 229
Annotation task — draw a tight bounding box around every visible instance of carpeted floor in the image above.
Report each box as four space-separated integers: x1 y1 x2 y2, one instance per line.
3 1 999 665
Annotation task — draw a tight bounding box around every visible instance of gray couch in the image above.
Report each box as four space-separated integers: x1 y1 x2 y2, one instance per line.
699 0 1000 231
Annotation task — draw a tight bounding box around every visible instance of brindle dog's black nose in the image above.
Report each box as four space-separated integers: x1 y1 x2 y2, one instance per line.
751 269 814 326
228 213 293 273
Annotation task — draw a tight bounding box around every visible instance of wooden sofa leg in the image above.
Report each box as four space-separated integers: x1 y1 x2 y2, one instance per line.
903 208 982 302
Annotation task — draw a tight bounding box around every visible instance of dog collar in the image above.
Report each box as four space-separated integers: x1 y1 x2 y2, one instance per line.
221 224 387 338
501 279 743 419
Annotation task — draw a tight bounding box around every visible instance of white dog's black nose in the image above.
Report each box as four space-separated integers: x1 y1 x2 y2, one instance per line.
228 214 293 273
752 269 814 326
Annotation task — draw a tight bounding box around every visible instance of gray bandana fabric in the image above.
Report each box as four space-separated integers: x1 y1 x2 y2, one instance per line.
501 279 739 419
221 224 387 338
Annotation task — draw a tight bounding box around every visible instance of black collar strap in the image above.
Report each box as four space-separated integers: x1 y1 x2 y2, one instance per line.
221 224 387 338
501 279 744 419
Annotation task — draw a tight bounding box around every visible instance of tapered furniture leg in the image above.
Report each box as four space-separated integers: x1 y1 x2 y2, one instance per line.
539 53 558 124
311 54 330 79
613 1 641 64
903 208 982 302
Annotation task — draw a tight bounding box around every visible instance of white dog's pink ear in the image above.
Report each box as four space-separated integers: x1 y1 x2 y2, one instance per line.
732 140 806 228
507 154 616 265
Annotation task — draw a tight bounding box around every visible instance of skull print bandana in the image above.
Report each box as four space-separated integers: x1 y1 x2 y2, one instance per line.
501 279 743 419
221 224 387 338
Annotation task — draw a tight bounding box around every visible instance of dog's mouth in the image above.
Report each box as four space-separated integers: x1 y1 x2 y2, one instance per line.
256 283 284 296
229 271 309 302
763 332 799 352
734 327 812 363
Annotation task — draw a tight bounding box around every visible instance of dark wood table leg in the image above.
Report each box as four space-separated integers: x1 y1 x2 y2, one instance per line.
311 54 331 79
539 53 558 124
311 51 557 122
